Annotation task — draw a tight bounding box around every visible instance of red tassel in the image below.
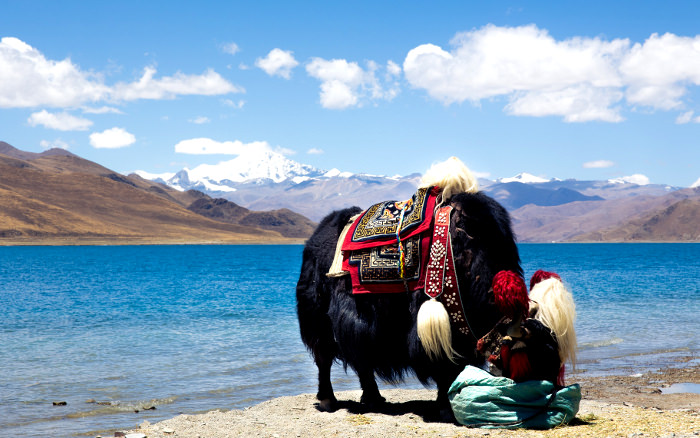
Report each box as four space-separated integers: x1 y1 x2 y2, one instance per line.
557 364 566 386
529 269 561 290
507 351 532 382
492 271 528 320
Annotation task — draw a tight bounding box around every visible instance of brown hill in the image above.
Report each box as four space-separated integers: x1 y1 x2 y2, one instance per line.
187 196 317 238
510 188 700 242
571 197 700 242
0 142 310 245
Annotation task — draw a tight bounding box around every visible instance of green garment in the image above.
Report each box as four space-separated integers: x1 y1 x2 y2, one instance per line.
448 365 581 429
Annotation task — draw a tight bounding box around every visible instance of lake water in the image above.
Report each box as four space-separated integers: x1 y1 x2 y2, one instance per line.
1 243 698 437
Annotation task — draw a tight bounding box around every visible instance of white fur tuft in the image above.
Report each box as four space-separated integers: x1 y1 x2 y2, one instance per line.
530 278 577 368
416 298 458 362
419 156 479 200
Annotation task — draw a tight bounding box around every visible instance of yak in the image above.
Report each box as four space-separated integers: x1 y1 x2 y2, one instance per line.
295 157 575 420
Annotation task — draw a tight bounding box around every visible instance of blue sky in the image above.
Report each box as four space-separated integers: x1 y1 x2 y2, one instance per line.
1 0 700 187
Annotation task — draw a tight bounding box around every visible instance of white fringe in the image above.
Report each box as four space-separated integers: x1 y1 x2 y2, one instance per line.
419 156 479 200
530 277 578 368
417 298 458 363
326 214 360 278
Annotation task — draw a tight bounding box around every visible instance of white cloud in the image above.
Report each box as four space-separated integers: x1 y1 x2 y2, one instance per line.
675 110 700 124
307 148 324 154
175 138 272 155
0 37 109 108
676 110 695 124
0 37 243 109
112 66 243 100
222 42 240 55
403 24 700 122
82 106 124 114
583 160 615 169
222 98 245 109
506 86 624 122
39 139 69 150
386 60 402 77
306 58 399 109
255 48 299 79
691 177 700 188
27 110 93 131
620 33 700 110
89 127 136 149
189 116 210 124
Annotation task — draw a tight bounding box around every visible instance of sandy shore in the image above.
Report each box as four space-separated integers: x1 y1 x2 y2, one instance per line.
121 360 700 438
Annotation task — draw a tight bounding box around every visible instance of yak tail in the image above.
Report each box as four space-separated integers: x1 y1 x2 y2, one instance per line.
529 277 577 368
417 298 459 363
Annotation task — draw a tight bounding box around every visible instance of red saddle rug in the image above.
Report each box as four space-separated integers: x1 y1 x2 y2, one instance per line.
341 187 439 294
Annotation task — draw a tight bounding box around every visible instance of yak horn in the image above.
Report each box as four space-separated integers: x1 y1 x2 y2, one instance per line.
417 298 458 363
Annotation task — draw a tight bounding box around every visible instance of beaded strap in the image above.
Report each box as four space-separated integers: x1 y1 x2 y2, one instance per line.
425 205 473 339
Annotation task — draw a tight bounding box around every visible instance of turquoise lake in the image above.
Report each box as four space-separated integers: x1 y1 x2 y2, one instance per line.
1 243 698 437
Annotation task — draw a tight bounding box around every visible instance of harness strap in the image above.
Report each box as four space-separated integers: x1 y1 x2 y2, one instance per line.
425 205 474 339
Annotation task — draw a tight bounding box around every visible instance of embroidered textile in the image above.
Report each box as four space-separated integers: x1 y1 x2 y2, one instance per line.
345 234 431 294
342 186 439 251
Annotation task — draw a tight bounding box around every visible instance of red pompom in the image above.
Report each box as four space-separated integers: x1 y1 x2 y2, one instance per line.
492 270 528 319
529 269 561 290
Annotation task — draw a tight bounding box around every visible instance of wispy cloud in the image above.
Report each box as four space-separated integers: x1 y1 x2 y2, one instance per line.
675 110 700 124
111 66 243 100
188 116 210 124
27 110 93 131
82 106 124 114
39 139 70 150
175 138 272 155
307 148 324 154
221 42 240 55
583 160 615 168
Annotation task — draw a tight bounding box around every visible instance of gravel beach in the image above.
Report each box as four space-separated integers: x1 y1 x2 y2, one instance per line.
122 359 700 438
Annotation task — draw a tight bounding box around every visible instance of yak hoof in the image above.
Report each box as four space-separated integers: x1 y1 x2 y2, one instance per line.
360 393 386 408
317 397 338 412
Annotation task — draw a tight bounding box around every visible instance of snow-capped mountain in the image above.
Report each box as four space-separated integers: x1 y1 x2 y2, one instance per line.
135 149 326 193
497 172 552 184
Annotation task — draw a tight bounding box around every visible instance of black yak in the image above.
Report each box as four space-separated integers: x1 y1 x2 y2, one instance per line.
295 158 575 420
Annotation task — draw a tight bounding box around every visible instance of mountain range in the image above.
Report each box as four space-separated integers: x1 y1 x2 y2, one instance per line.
2 140 698 244
135 150 700 243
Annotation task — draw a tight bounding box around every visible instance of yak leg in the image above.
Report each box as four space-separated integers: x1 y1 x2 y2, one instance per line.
434 376 457 422
358 369 385 407
313 341 338 412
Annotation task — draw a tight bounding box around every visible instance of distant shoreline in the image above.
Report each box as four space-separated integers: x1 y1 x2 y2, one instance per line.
3 238 699 246
0 237 307 246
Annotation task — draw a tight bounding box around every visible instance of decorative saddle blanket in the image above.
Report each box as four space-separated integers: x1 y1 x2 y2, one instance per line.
342 186 440 251
340 187 439 294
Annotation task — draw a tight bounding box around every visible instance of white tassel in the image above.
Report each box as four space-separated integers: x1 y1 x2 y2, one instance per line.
530 278 577 368
417 298 458 363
